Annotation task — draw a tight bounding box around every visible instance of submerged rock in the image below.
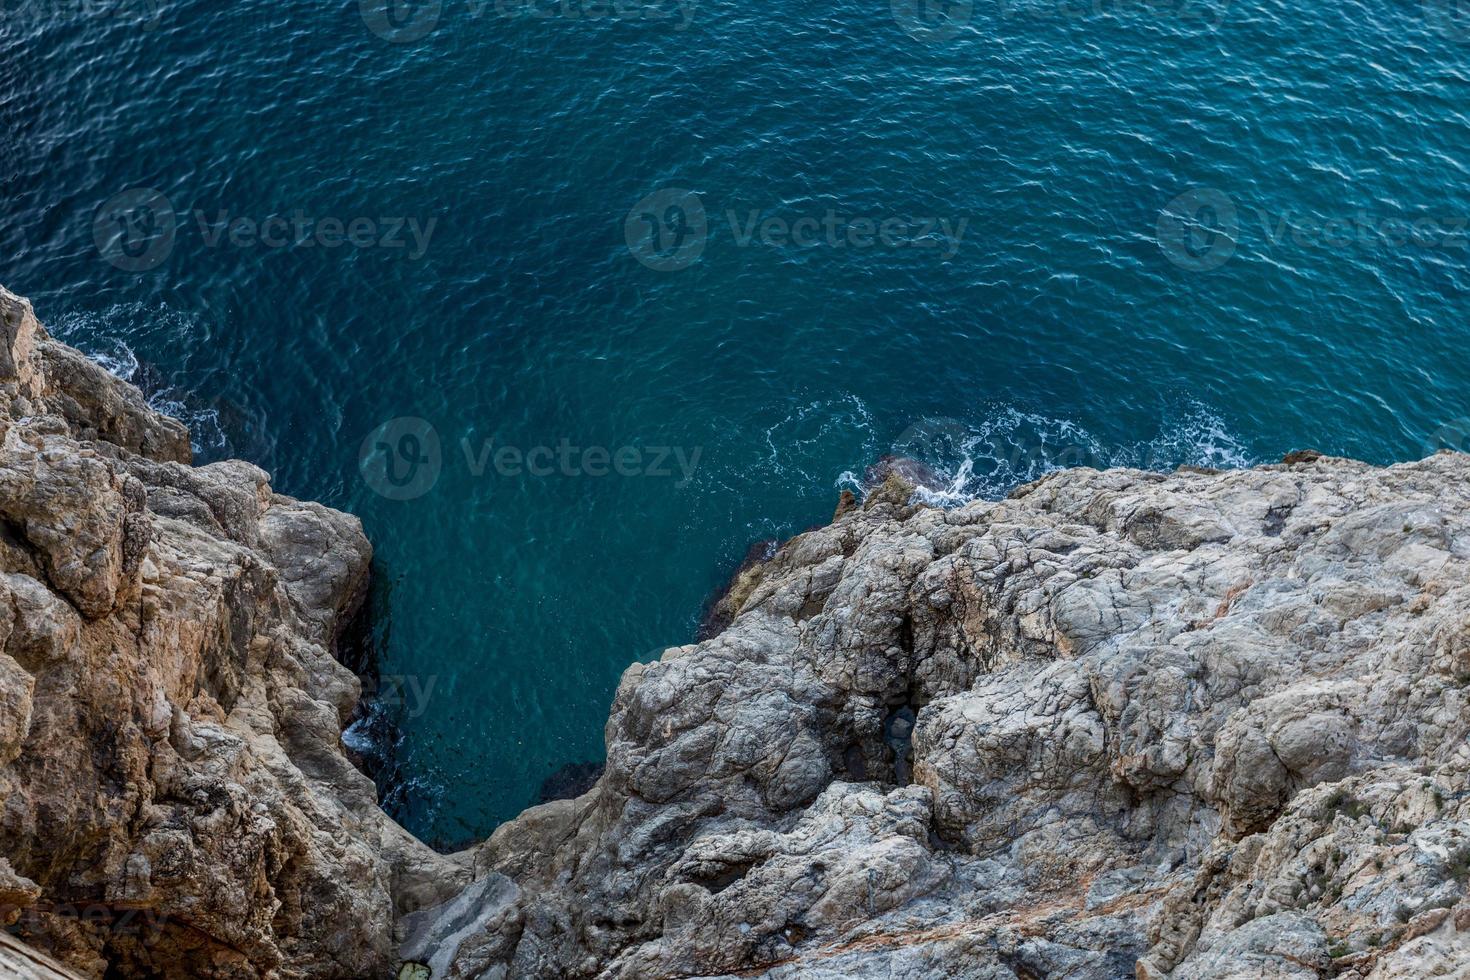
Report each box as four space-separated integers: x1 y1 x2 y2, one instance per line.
862 453 946 493
696 538 781 641
535 761 605 804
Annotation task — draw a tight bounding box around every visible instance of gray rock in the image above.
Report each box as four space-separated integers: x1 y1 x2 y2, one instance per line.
420 451 1470 979
5 281 1470 979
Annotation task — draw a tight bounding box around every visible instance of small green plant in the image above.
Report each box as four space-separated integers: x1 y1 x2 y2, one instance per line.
1323 788 1369 820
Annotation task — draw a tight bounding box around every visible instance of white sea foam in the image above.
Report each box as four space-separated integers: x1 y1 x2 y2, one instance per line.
49 306 229 457
758 394 876 484
846 402 1255 507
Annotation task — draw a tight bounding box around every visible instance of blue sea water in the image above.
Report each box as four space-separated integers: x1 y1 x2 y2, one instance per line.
2 0 1469 845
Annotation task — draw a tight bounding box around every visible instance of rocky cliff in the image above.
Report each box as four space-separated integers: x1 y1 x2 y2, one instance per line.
2 284 1469 979
0 285 467 978
408 459 1470 978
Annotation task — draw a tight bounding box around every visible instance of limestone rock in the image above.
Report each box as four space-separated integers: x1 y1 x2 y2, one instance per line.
0 288 466 978
419 454 1470 979
7 281 1470 980
0 286 189 463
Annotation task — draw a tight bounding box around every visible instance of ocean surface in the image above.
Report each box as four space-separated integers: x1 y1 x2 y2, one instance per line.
3 0 1469 845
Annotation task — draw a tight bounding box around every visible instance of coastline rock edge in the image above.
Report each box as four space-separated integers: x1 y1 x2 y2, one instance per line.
1 284 1468 978
0 286 467 979
423 443 1470 977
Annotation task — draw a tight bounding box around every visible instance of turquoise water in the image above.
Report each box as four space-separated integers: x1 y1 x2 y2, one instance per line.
3 0 1469 844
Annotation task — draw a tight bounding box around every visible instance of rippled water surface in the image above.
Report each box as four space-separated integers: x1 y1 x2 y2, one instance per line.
3 0 1469 843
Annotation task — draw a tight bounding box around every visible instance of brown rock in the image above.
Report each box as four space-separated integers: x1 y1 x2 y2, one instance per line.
0 288 467 978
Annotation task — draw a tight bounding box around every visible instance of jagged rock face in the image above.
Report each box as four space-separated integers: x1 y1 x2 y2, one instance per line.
5 281 1470 980
0 287 467 979
411 451 1470 978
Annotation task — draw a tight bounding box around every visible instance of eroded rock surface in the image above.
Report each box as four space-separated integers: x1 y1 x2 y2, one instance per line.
4 280 1470 979
0 286 466 978
410 444 1470 978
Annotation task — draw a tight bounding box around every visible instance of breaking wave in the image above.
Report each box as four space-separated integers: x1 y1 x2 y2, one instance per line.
48 307 229 458
840 403 1256 507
